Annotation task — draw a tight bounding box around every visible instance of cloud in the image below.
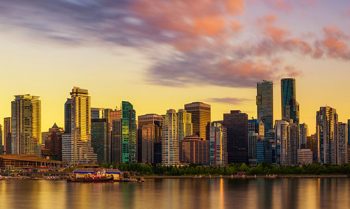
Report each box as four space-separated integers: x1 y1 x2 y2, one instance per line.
206 97 252 105
0 0 348 89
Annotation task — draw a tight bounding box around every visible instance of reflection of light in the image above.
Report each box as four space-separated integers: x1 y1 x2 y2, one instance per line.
219 178 224 209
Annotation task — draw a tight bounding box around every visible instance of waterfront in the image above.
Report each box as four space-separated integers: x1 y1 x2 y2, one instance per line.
1 178 350 209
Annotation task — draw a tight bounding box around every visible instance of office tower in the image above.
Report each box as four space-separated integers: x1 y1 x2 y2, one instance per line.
64 99 72 134
11 94 41 155
91 118 108 164
4 118 11 154
91 108 106 119
180 135 209 165
281 78 299 124
209 121 227 166
248 119 264 162
307 134 318 162
337 122 348 165
256 138 273 164
299 123 308 148
184 102 211 140
297 149 313 165
223 110 248 163
110 109 122 163
275 120 290 165
121 101 137 163
316 106 338 164
162 109 179 165
177 109 193 142
44 123 63 161
62 87 97 164
138 114 163 164
257 80 274 133
289 123 299 165
348 120 350 163
0 125 2 154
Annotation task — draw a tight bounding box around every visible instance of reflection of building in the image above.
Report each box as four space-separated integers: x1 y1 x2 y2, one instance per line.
11 95 41 156
257 80 274 133
281 78 299 124
138 114 163 164
223 110 248 163
4 117 11 154
209 121 227 166
297 149 313 165
62 87 97 164
184 102 211 140
162 109 179 165
180 136 209 165
44 123 64 161
337 122 348 165
316 106 338 164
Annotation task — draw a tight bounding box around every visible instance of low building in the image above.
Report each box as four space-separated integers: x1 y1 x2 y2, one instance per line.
297 149 313 165
0 155 62 169
180 136 209 165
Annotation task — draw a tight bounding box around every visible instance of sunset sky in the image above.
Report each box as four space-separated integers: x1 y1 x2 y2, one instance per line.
1 0 350 134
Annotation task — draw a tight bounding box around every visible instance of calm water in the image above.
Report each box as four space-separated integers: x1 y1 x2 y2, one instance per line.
1 178 350 209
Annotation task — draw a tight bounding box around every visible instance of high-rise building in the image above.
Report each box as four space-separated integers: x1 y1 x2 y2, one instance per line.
281 78 299 124
110 109 122 164
138 114 163 164
11 94 41 156
184 102 211 140
44 123 63 161
297 149 313 165
209 121 227 166
223 110 248 163
162 109 179 165
180 135 209 165
0 125 3 154
289 123 299 165
91 118 108 164
316 106 338 164
120 101 137 163
177 109 193 142
307 134 318 162
3 117 11 154
275 120 290 165
299 123 308 149
337 122 348 165
62 87 97 164
257 80 274 133
248 119 264 162
64 99 72 134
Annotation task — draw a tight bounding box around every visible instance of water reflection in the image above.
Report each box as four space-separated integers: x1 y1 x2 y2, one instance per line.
0 178 350 209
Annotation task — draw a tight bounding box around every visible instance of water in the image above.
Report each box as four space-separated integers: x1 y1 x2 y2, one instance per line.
1 178 350 209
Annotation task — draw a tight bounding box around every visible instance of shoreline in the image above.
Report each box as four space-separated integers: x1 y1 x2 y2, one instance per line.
141 174 349 179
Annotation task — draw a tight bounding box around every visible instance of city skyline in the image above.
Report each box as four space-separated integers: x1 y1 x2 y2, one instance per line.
1 0 350 134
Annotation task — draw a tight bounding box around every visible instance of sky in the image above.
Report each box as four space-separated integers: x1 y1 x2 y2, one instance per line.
1 0 350 136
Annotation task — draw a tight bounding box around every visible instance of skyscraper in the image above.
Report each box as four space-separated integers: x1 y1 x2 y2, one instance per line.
162 109 179 165
248 119 264 162
337 122 348 165
316 106 338 164
91 118 108 164
0 125 3 154
110 109 122 163
62 87 97 164
209 121 227 166
275 120 290 165
3 117 11 154
299 123 308 149
177 109 193 141
223 110 248 163
184 102 211 140
257 80 274 133
121 101 137 163
11 94 41 155
281 78 299 124
44 123 63 161
138 114 163 164
64 99 72 134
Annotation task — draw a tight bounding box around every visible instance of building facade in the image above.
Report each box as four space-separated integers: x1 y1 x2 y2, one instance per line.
180 136 209 165
11 95 41 156
281 78 299 124
121 101 137 163
257 80 274 133
223 110 248 163
184 102 211 140
91 118 108 164
209 121 227 166
177 109 193 141
3 117 11 154
44 123 63 161
337 122 348 165
162 109 179 165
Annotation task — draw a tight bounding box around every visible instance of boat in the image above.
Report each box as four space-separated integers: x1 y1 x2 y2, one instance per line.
67 175 114 183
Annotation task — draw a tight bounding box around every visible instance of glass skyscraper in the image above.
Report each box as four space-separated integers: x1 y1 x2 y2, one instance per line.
121 101 137 163
257 80 274 133
281 78 299 124
184 102 211 140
